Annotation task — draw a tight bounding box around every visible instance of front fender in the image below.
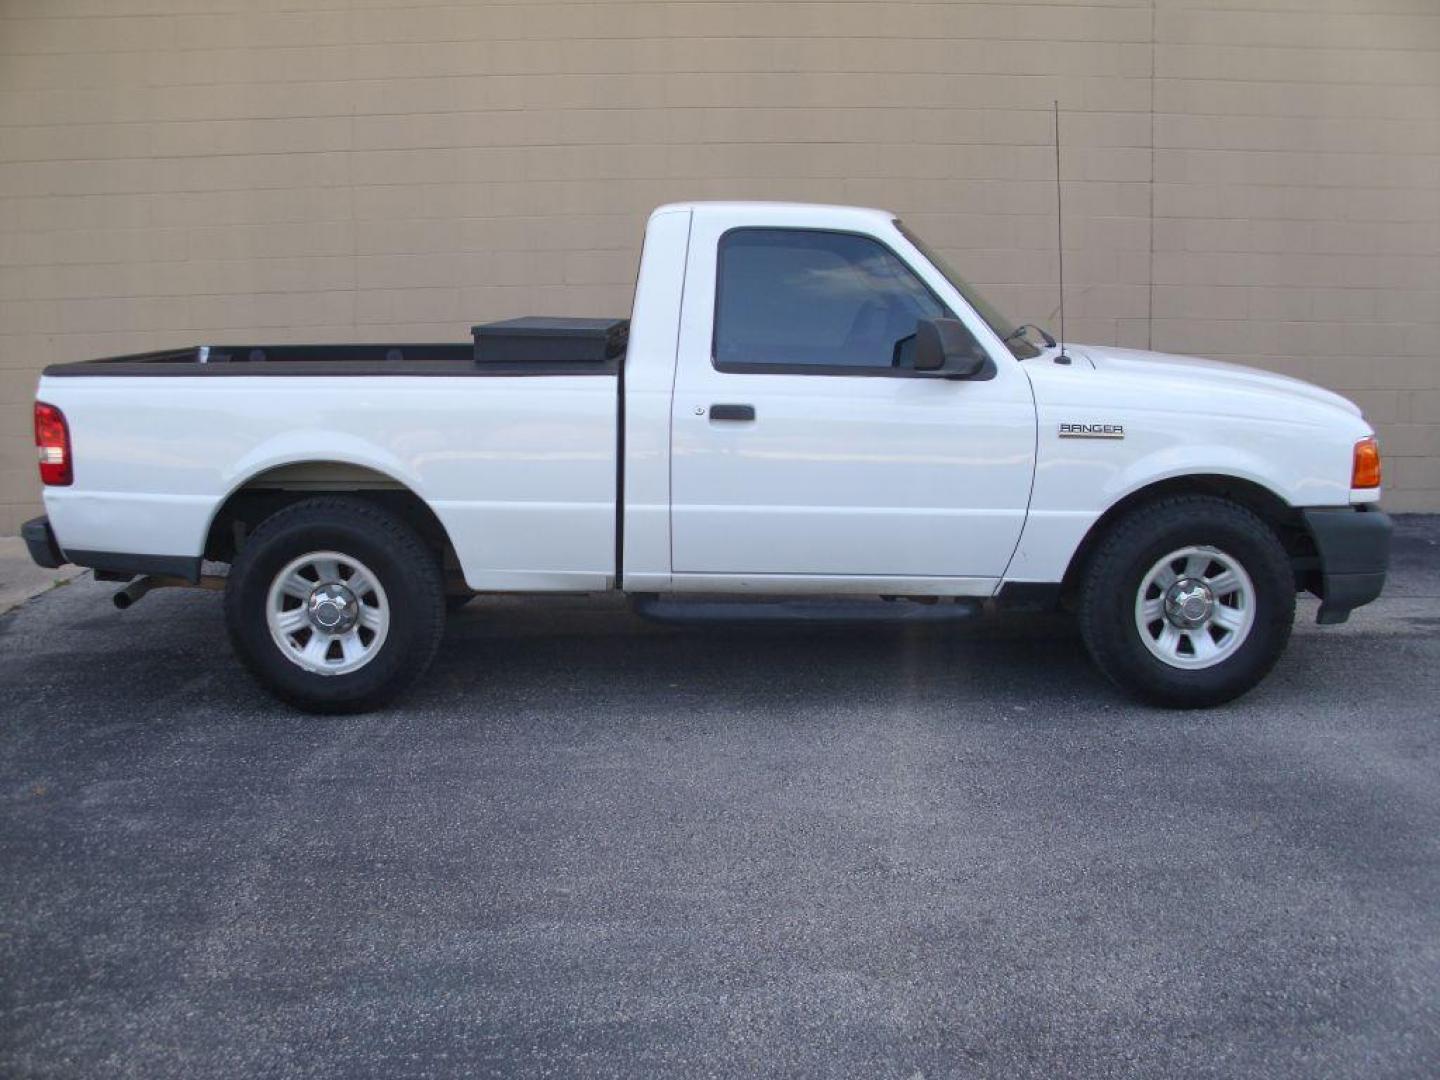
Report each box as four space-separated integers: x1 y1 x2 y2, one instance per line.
1004 416 1351 585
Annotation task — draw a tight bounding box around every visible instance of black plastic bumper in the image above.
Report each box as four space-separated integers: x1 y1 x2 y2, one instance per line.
21 516 63 569
1302 507 1392 625
20 516 201 583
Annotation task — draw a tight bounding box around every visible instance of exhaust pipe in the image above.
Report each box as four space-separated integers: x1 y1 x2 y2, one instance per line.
113 574 225 610
112 576 156 609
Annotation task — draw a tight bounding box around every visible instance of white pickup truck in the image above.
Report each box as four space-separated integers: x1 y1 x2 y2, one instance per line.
25 202 1390 713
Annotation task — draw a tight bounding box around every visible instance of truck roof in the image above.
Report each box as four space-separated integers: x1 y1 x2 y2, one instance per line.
649 200 897 227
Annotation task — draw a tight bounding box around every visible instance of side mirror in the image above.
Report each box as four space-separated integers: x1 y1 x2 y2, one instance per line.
913 318 990 378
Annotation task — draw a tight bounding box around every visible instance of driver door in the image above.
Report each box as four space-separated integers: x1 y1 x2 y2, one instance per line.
668 211 1036 588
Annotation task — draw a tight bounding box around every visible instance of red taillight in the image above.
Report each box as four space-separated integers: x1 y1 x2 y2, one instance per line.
34 402 72 486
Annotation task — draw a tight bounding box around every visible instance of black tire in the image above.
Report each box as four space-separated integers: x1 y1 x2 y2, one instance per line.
224 496 446 714
1077 495 1295 708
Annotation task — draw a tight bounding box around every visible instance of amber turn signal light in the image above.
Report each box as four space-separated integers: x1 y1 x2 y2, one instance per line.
1351 436 1381 489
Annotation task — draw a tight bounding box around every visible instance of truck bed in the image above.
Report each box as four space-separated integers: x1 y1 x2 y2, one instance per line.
35 317 629 593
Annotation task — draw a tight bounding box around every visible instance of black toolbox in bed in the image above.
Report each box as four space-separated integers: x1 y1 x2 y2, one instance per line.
472 317 629 365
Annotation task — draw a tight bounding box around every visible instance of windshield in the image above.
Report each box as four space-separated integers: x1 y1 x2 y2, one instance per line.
895 221 1041 359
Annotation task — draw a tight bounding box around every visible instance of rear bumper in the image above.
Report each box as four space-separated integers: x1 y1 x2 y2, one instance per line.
20 515 200 582
21 516 63 569
1302 507 1392 625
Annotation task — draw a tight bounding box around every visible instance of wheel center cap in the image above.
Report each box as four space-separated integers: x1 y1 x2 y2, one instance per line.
1165 579 1214 627
307 583 359 633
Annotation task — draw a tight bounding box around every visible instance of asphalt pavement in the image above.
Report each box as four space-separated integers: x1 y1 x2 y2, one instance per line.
2 518 1438 1079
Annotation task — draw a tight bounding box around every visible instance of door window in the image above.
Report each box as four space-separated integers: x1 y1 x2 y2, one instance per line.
713 229 949 372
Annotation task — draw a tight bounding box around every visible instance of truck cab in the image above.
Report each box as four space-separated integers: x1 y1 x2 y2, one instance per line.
624 203 1036 596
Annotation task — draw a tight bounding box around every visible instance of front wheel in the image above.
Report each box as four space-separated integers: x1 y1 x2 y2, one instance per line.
224 497 446 714
1077 496 1296 708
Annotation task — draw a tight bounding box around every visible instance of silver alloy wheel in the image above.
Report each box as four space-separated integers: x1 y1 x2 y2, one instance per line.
1134 545 1255 670
265 550 389 676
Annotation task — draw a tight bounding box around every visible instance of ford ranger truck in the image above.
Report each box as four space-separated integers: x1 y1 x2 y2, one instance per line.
23 202 1392 713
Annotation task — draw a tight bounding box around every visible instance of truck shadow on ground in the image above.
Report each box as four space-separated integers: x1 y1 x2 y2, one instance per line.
422 596 1110 719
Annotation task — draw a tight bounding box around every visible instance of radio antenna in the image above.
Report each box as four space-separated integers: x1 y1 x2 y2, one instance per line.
1053 100 1071 364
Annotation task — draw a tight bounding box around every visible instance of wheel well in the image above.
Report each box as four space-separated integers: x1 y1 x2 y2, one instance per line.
204 462 457 568
1058 475 1317 609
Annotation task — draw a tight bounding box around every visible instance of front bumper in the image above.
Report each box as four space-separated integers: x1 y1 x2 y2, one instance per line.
22 516 63 570
1302 507 1392 625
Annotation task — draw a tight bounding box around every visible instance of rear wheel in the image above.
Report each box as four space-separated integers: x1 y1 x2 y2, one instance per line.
1077 496 1295 708
224 497 445 713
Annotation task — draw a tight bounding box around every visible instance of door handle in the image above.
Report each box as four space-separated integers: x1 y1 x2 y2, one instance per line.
709 404 755 422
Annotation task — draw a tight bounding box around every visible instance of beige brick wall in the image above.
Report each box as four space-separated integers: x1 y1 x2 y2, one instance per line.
1 0 1436 531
